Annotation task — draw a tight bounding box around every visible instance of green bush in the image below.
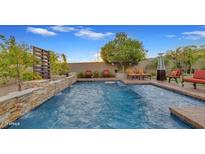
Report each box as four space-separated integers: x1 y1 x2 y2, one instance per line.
22 72 33 81
22 72 42 81
0 78 7 85
77 72 84 78
93 71 99 78
109 73 115 77
151 72 156 76
33 72 43 80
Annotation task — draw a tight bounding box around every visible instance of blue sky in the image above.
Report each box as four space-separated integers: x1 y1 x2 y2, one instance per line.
0 25 205 62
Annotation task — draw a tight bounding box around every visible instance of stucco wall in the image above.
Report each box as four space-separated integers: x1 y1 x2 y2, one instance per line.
69 62 118 74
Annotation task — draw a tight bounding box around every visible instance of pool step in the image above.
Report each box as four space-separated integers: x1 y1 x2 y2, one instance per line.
169 107 205 129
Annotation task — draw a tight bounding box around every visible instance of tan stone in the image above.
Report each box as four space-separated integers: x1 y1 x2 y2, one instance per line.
0 75 77 128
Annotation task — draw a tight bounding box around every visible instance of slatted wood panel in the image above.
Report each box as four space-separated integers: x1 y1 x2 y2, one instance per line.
33 46 51 79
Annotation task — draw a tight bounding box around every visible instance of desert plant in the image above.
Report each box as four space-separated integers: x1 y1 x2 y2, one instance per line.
22 72 33 81
33 72 43 80
110 73 115 77
77 72 84 78
93 71 99 78
22 72 43 81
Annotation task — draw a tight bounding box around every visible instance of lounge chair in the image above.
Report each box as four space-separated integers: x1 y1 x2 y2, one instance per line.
127 68 151 80
127 68 139 79
167 69 182 83
182 70 205 89
85 70 92 78
137 68 151 80
103 69 110 77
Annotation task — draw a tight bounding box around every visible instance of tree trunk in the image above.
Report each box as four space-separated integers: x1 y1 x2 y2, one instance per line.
189 65 192 74
16 62 22 91
122 65 125 73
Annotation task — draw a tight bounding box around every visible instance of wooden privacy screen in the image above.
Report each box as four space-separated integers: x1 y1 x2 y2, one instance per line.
33 46 51 79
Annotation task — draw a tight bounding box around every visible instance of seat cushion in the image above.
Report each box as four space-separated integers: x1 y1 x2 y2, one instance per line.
171 70 178 77
193 70 205 79
183 78 205 84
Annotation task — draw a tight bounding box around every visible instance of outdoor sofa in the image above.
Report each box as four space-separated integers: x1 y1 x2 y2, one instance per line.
182 70 205 89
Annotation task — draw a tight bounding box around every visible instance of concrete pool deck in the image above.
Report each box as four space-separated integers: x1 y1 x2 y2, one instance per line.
169 107 205 128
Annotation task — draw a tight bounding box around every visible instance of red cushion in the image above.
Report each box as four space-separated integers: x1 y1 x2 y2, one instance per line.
170 69 181 77
171 70 178 77
103 69 109 73
85 70 92 74
193 70 205 79
175 69 181 76
183 78 205 84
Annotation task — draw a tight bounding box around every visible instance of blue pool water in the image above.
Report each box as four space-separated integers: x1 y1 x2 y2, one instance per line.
9 81 205 129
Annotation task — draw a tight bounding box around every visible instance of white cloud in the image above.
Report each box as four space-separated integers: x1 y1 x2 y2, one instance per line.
50 25 76 32
165 34 176 38
93 52 102 62
74 28 114 40
27 27 56 36
182 30 205 40
93 53 99 57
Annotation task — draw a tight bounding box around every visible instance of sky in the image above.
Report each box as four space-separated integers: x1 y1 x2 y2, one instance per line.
1 25 205 63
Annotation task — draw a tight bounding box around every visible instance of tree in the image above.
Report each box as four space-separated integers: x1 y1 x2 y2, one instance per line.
49 51 60 75
165 45 205 74
0 35 9 83
59 54 69 75
49 52 69 76
101 32 146 72
0 37 11 84
1 36 34 90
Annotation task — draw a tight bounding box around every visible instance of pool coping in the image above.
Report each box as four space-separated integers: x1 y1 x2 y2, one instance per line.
169 107 205 129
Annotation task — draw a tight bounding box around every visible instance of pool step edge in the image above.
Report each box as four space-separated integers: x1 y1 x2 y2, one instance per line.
169 107 205 129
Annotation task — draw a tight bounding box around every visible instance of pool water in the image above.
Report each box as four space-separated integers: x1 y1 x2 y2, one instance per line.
9 81 205 129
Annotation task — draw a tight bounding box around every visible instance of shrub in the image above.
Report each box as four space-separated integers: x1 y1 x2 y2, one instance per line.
22 72 42 81
109 73 115 77
77 72 84 78
0 78 7 85
151 72 156 76
22 72 33 81
93 71 99 78
33 72 43 80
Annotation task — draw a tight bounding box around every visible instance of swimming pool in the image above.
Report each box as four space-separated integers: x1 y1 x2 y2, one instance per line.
9 81 205 129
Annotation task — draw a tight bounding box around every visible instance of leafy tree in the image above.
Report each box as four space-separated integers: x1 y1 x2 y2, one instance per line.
49 52 69 76
0 36 35 90
165 45 205 73
59 54 69 75
0 48 11 84
49 51 60 75
101 32 146 72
